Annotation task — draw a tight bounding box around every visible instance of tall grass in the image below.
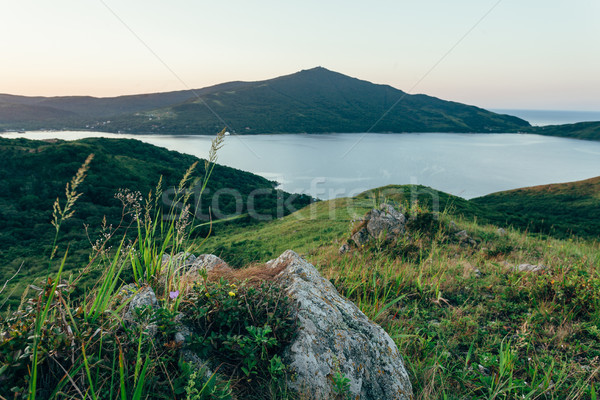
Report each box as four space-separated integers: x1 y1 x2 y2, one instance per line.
312 207 600 399
3 130 229 400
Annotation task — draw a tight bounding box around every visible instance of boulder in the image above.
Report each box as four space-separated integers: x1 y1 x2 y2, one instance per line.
267 250 413 400
366 204 406 239
515 263 546 273
455 230 477 247
352 204 407 247
339 242 350 255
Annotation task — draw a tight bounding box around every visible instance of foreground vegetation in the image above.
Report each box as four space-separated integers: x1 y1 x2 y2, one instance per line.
1 136 599 399
202 187 600 399
1 133 299 399
0 137 311 310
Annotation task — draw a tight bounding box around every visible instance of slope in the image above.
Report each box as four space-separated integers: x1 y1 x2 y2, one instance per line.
0 136 311 308
529 121 600 141
0 68 529 134
472 176 600 239
106 67 529 134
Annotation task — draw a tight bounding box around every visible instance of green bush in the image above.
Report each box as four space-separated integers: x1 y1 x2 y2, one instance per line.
182 278 296 398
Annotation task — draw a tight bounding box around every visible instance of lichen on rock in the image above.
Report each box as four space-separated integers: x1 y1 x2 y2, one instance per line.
267 250 413 400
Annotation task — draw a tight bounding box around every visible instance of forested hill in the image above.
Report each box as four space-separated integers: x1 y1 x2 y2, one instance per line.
472 176 600 239
528 121 600 141
0 137 311 308
0 67 529 134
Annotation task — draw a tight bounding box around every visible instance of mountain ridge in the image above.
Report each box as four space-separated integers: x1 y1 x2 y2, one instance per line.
0 67 530 134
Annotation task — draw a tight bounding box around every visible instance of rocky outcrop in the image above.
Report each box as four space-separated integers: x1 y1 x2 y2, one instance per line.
267 250 413 400
455 230 477 247
352 204 407 247
162 252 228 272
161 252 230 286
515 263 546 273
339 242 350 255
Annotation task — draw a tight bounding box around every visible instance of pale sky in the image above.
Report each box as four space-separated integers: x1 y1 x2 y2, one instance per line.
1 0 599 110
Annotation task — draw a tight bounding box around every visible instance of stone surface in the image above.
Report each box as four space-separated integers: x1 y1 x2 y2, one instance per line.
267 250 413 400
351 204 407 247
515 263 546 273
163 252 227 272
449 220 459 232
162 252 196 269
123 286 159 336
351 227 371 247
339 243 350 254
455 230 477 246
188 254 228 273
366 204 407 239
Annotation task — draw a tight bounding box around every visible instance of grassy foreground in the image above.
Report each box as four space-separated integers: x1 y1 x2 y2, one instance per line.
2 171 599 398
203 187 600 399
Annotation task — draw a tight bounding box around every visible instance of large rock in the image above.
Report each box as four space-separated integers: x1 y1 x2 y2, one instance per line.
267 250 413 400
352 204 407 247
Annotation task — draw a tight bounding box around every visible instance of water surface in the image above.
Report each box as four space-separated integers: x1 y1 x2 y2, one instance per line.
3 131 600 200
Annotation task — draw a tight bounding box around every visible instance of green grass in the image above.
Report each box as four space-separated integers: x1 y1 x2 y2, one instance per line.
473 176 600 239
2 156 599 399
0 136 311 310
200 188 600 399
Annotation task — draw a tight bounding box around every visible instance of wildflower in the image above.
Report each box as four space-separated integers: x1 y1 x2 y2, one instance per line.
228 291 236 297
550 279 555 285
169 290 179 300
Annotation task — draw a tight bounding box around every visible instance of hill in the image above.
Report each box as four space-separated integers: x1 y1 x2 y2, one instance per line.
2 174 600 398
529 121 600 141
472 176 600 239
0 136 311 309
0 67 529 134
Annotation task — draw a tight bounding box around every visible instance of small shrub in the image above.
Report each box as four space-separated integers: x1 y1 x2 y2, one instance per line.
181 278 297 397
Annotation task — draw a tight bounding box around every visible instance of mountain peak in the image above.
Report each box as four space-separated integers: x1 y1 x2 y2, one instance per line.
0 68 531 134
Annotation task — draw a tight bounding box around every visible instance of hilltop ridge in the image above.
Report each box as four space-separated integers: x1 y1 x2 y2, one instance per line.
0 67 529 134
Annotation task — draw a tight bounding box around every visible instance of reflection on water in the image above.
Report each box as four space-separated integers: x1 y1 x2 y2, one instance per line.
2 131 600 200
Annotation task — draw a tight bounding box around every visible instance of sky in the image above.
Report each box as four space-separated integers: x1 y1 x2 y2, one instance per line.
1 0 599 110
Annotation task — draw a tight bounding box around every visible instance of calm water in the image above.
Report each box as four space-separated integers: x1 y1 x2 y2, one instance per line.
492 109 600 126
2 131 600 200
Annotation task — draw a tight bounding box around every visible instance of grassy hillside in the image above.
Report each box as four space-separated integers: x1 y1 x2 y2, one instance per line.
472 176 600 239
192 187 600 399
200 185 482 266
2 176 599 398
0 136 311 309
529 121 600 141
0 68 529 134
